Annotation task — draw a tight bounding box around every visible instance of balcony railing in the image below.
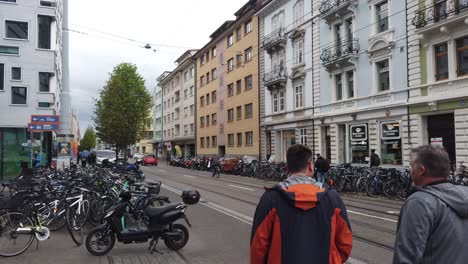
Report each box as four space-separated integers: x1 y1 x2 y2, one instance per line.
320 38 360 65
412 0 468 28
319 0 357 22
263 66 287 89
262 28 287 53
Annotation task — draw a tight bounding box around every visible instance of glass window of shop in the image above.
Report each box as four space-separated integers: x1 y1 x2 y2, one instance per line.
350 124 368 164
380 121 402 165
0 128 30 180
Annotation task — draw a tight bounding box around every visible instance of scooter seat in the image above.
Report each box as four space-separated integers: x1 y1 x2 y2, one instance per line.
144 203 180 218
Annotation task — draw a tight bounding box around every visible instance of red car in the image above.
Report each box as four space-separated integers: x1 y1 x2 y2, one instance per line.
143 155 158 166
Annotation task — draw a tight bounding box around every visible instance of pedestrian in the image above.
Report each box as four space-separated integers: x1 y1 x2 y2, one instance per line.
210 156 220 178
32 150 39 167
80 151 87 167
370 149 380 167
393 145 468 264
315 153 330 186
250 144 352 264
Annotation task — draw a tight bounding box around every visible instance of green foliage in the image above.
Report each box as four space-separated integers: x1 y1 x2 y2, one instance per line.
93 63 152 156
80 127 96 151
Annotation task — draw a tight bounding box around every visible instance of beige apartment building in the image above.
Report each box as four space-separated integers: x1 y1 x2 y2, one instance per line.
194 0 264 158
130 99 155 155
159 50 197 158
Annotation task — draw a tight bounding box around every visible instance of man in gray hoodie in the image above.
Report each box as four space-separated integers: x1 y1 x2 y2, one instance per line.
393 145 468 264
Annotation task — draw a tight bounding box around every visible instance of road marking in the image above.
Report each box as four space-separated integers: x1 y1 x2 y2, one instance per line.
184 175 196 179
228 184 254 191
348 210 398 223
158 169 167 173
386 210 400 215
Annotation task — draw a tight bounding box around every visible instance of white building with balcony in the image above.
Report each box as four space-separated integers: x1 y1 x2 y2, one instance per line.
159 50 197 158
258 0 314 162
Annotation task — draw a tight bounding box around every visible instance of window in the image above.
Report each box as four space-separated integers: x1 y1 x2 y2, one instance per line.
11 67 21 81
0 0 16 2
335 74 343 101
246 132 253 145
206 93 210 105
190 104 194 115
184 107 188 117
212 136 217 147
6 20 28 40
228 134 234 146
39 72 53 92
11 86 27 104
200 96 205 107
211 68 217 80
190 86 194 96
200 56 205 66
205 52 210 62
456 37 468 77
376 1 389 33
0 63 3 90
212 47 217 58
245 75 252 90
38 102 52 108
228 109 234 122
280 91 285 111
237 106 242 119
236 80 242 94
184 89 188 99
236 27 242 41
237 133 243 146
245 20 252 34
273 90 285 113
294 40 304 64
236 54 242 67
228 83 234 97
380 122 402 165
200 76 205 86
347 71 354 98
245 47 252 62
245 103 253 118
294 84 304 108
377 59 390 92
40 1 57 7
227 34 234 47
212 113 217 125
200 116 205 128
190 124 194 133
190 67 195 79
228 58 234 72
294 1 304 26
184 125 188 135
273 92 279 112
0 45 19 55
38 15 53 49
206 115 210 127
434 43 449 80
206 72 210 84
272 11 285 31
300 128 307 145
200 137 205 148
211 91 217 103
184 71 188 82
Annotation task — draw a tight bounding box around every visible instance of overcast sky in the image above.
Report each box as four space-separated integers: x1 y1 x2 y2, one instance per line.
69 0 248 136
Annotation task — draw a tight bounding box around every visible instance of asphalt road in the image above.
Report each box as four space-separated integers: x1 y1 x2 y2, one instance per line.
142 163 404 264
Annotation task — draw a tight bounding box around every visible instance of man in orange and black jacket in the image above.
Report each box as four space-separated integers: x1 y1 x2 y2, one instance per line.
250 144 353 264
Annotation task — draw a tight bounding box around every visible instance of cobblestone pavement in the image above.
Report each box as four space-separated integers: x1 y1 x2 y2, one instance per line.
109 248 188 264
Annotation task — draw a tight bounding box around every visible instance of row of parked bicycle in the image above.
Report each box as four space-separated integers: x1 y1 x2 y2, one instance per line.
0 161 200 257
169 156 468 200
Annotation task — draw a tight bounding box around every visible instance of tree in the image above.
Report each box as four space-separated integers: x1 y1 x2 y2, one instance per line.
93 63 152 158
80 127 96 151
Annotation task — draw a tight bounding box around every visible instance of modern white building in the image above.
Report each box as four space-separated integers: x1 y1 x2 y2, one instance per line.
258 0 314 162
153 71 169 158
159 50 197 158
0 0 65 179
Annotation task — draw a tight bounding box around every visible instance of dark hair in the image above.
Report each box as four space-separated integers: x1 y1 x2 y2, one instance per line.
411 145 450 178
286 144 312 173
371 149 375 153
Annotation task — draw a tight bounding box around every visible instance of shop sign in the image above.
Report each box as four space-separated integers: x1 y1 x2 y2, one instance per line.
351 140 368 151
430 137 443 146
381 122 400 140
350 124 368 141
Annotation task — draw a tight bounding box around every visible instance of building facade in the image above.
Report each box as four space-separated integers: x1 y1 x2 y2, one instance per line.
0 0 65 179
159 50 197 158
312 0 408 166
153 72 168 158
130 100 155 155
406 0 468 166
258 0 314 162
195 0 264 159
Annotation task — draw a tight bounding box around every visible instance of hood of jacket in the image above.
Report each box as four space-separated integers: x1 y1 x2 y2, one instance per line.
271 175 326 211
417 182 468 218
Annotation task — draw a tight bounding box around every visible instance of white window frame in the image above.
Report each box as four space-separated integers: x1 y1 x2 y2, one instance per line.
246 131 253 145
300 128 307 145
279 90 285 112
38 71 54 93
293 39 304 65
0 45 20 56
0 63 5 91
36 14 56 51
4 19 29 41
10 66 22 81
294 0 304 26
272 91 279 113
245 20 253 34
10 85 28 105
228 58 234 72
376 59 390 92
245 47 252 62
227 34 234 47
334 73 343 101
294 84 304 109
345 69 355 99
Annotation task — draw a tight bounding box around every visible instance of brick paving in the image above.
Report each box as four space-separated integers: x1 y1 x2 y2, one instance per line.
109 248 188 264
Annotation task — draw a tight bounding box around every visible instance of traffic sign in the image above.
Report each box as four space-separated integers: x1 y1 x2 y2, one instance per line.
28 123 59 132
31 115 60 123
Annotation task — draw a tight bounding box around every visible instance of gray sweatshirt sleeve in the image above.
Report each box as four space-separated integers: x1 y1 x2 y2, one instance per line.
393 198 434 264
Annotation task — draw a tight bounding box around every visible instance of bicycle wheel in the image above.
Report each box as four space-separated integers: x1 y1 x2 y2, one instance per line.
0 212 35 257
366 180 379 198
66 207 83 246
383 181 398 198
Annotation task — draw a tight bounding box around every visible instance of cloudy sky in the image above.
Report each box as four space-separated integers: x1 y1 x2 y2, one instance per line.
69 0 248 135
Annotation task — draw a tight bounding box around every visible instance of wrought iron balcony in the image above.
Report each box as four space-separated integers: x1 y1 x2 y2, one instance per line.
263 66 287 90
319 0 357 23
320 38 359 70
412 0 468 29
262 28 287 53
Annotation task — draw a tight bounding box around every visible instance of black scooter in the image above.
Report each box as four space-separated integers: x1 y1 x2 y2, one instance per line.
85 190 200 256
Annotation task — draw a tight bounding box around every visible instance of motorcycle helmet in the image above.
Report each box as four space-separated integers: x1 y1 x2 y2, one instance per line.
119 191 132 202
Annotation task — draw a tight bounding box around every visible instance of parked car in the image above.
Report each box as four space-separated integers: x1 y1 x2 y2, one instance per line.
95 150 116 165
133 153 144 164
143 154 158 166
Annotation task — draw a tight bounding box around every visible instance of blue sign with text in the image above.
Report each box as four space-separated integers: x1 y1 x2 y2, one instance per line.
31 115 60 123
28 123 59 131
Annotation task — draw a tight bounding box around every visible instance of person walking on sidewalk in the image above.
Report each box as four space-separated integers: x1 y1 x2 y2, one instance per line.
370 149 380 168
210 156 220 178
250 144 353 264
315 153 329 186
393 145 468 264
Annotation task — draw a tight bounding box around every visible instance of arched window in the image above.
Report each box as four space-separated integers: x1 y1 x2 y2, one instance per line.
294 0 304 26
